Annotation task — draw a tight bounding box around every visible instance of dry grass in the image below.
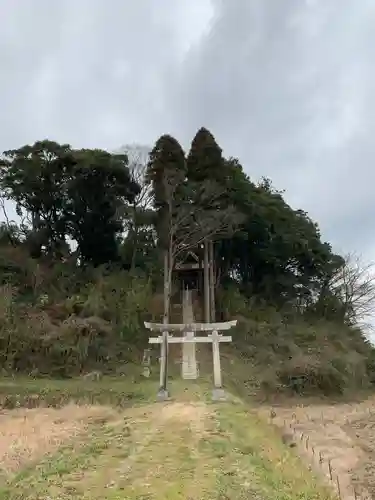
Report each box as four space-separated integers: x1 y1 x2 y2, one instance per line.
258 395 375 499
213 400 335 500
1 395 335 499
0 403 116 476
0 378 337 500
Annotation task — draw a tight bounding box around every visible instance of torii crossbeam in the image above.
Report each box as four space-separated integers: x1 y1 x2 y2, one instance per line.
144 320 237 332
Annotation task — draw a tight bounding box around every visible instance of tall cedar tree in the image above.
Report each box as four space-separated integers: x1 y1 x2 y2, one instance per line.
146 134 187 328
186 127 236 214
146 135 186 249
187 127 225 184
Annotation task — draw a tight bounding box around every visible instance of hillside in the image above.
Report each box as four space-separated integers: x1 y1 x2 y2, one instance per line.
0 256 373 398
0 130 374 396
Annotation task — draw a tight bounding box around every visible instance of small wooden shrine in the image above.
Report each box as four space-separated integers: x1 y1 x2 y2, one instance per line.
174 249 202 290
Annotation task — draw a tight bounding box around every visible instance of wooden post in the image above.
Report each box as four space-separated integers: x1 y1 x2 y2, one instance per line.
163 250 169 325
159 250 170 399
204 240 210 323
209 240 216 322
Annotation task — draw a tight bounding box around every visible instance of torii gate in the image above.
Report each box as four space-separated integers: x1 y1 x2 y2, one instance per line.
144 320 237 401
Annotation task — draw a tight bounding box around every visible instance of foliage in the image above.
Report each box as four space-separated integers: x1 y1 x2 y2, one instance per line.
186 127 223 181
0 128 373 392
0 141 139 265
0 267 152 377
146 134 186 249
65 149 140 265
221 286 374 396
313 253 375 328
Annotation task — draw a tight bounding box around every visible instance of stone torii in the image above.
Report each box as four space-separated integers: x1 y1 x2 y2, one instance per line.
145 320 237 401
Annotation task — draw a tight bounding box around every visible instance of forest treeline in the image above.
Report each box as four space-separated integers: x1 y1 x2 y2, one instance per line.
0 127 374 394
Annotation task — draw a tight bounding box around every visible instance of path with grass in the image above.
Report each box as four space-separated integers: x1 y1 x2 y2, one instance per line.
0 378 335 499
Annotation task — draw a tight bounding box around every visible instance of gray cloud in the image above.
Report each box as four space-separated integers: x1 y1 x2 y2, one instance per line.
173 0 375 256
0 0 374 258
0 0 212 151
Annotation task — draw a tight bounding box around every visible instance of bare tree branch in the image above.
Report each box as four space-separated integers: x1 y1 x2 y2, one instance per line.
160 176 243 260
329 252 375 327
121 144 153 210
0 196 11 227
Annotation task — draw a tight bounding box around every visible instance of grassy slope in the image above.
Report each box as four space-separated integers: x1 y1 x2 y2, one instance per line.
0 377 335 500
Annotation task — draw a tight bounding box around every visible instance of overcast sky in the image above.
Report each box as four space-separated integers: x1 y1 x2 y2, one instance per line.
1 0 375 260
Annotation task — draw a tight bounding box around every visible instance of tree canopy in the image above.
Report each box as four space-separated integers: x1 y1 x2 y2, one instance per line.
0 130 364 326
0 141 139 265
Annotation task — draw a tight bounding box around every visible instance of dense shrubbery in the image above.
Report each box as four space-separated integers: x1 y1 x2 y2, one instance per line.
0 257 153 377
0 241 374 395
219 286 374 396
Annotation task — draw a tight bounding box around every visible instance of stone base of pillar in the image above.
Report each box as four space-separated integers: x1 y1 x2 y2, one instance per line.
212 388 227 401
157 388 170 401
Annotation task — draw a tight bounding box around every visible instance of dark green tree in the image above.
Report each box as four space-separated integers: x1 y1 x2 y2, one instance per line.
185 130 244 308
213 158 339 308
64 149 139 266
0 140 74 258
187 127 225 184
146 134 186 240
0 142 139 266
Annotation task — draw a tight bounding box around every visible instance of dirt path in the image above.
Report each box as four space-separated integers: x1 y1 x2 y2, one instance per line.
258 396 375 500
107 401 213 497
1 397 335 500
